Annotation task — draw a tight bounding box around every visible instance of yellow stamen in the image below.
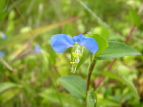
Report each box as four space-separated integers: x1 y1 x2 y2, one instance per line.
70 62 77 64
72 52 82 57
78 54 82 57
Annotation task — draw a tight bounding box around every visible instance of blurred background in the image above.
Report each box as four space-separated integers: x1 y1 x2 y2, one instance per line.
0 0 143 107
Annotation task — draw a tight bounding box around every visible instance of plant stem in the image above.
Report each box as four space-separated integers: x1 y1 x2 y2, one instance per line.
86 60 96 97
95 59 116 88
0 57 16 72
124 26 136 43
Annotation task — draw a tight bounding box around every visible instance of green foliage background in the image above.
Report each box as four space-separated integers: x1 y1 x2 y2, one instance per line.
0 0 143 107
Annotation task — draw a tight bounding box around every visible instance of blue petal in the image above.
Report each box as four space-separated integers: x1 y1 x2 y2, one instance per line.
73 34 85 43
73 34 98 53
0 51 4 57
35 44 41 54
1 33 6 40
50 34 74 53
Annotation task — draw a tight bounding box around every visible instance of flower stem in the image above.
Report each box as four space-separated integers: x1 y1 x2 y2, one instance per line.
86 60 96 97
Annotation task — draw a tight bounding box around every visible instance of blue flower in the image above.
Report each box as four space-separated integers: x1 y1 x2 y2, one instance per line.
1 33 6 40
34 44 41 54
0 51 4 57
50 34 98 53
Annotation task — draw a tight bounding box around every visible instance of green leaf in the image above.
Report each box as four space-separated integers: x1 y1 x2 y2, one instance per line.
97 97 121 107
87 89 96 107
101 71 139 100
40 88 83 107
129 10 141 26
89 34 108 57
0 82 18 93
0 88 20 103
58 75 86 98
96 41 141 60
